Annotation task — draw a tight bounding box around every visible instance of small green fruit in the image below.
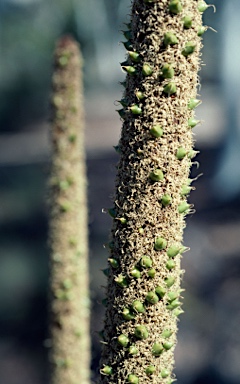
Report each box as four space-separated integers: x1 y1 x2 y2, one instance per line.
166 260 176 270
148 268 156 278
140 256 153 268
130 267 141 279
161 63 175 79
122 65 136 75
116 109 126 119
161 329 173 338
188 117 200 128
115 275 128 288
127 374 139 384
163 81 177 95
155 286 166 298
149 169 164 182
161 194 172 207
108 258 119 268
117 334 129 347
178 201 190 213
198 1 208 12
168 291 179 302
155 237 167 250
108 208 116 218
102 268 110 277
167 245 181 258
183 15 192 29
145 365 156 375
198 26 207 36
123 30 132 40
173 308 184 316
129 51 141 63
182 42 196 56
152 342 163 356
100 365 113 375
142 63 153 76
181 184 192 196
150 124 163 138
161 369 170 378
163 341 174 350
167 299 181 310
122 308 136 320
169 0 182 14
134 325 149 339
165 276 175 288
128 345 138 355
135 91 145 100
188 98 201 109
130 105 142 115
132 300 145 313
122 41 133 50
176 147 187 160
146 291 159 304
164 32 178 46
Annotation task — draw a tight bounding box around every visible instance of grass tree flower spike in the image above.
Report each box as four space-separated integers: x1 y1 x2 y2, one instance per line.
100 1 205 383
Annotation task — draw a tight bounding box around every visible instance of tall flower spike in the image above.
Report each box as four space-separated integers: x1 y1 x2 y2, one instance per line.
99 1 204 383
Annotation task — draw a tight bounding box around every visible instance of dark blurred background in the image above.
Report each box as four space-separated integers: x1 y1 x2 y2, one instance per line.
1 0 240 383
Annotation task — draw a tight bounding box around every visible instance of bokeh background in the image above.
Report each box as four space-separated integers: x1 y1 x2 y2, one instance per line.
1 0 240 383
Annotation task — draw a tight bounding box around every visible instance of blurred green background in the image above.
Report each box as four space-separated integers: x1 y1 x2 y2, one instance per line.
1 1 240 383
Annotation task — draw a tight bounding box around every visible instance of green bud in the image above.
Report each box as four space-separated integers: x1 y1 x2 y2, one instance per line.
119 98 128 107
163 82 177 95
122 65 136 75
108 208 116 218
198 1 208 12
198 26 207 36
122 40 133 50
101 365 113 375
152 342 164 356
115 275 128 288
154 237 167 250
163 341 174 350
176 147 187 160
161 329 173 338
148 268 156 278
164 32 179 46
149 124 163 138
140 256 153 268
183 15 192 29
129 51 141 63
134 325 149 339
181 184 192 196
142 63 153 76
127 374 139 384
182 42 196 56
117 334 129 347
188 117 200 128
130 105 142 115
188 98 201 109
165 276 175 288
188 149 198 159
128 345 138 355
161 63 175 79
173 308 184 316
145 365 156 375
122 307 136 320
178 201 190 213
116 109 126 119
108 258 119 269
113 145 121 153
130 267 141 279
146 291 159 304
132 300 145 313
116 217 127 224
138 227 144 234
167 245 181 258
161 194 172 207
155 286 166 298
123 30 132 40
169 0 182 14
168 291 179 302
149 169 164 182
102 268 110 277
135 91 145 100
167 299 181 310
161 369 170 378
166 260 176 270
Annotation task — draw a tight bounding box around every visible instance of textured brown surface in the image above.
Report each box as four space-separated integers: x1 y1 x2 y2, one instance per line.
100 1 203 383
48 36 90 384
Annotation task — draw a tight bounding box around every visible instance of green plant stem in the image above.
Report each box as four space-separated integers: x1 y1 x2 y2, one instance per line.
100 1 203 383
48 36 90 384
